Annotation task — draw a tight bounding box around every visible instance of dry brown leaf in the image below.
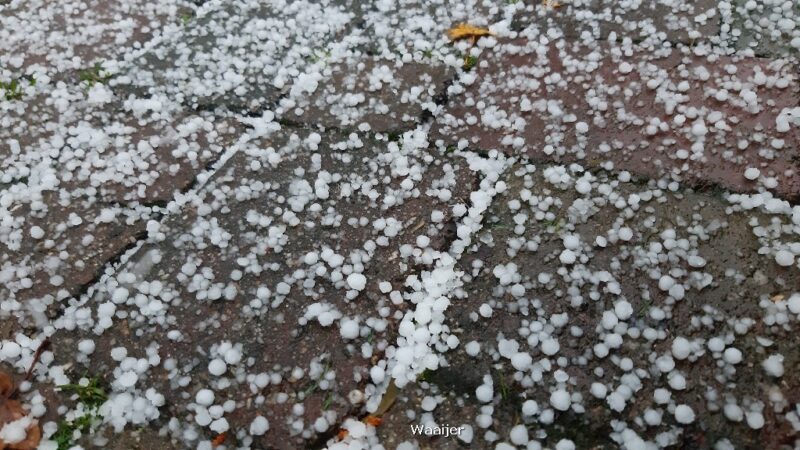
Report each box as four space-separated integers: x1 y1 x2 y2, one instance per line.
771 293 785 303
363 415 382 427
335 381 399 442
0 374 12 399
446 23 495 42
542 0 561 9
0 370 41 450
211 431 227 447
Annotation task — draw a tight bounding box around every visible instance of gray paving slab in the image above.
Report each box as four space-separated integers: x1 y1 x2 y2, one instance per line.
726 0 800 58
2 99 241 204
0 0 192 80
287 58 452 132
111 1 354 114
44 127 476 449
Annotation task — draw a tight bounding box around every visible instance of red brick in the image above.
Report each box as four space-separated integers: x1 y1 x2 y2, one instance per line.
435 39 800 199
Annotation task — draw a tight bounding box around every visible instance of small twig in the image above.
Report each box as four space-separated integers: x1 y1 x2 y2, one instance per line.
24 338 51 382
409 218 426 233
7 338 50 398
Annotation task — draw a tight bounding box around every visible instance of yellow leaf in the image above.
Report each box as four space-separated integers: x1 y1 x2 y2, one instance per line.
446 23 496 42
373 380 399 417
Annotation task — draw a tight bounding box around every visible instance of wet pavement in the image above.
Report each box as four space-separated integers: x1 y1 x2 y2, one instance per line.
1 1 799 449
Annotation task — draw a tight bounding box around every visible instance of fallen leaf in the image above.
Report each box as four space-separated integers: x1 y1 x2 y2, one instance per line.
335 381 399 441
373 380 398 417
0 374 12 399
771 294 785 303
211 432 227 447
542 0 561 9
363 416 382 427
446 23 495 42
0 371 41 450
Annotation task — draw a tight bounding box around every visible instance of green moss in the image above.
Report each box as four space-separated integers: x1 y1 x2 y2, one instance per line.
322 392 335 410
386 131 402 142
489 220 510 230
416 368 434 383
55 377 107 450
308 48 332 64
301 359 332 397
463 55 478 71
0 77 33 101
52 413 94 450
78 63 111 87
636 299 652 320
494 369 510 402
542 218 564 233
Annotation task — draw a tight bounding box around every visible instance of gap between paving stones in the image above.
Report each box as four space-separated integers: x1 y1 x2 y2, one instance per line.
38 134 240 328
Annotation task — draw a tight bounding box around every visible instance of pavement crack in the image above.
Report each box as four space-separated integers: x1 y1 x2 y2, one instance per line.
46 228 149 322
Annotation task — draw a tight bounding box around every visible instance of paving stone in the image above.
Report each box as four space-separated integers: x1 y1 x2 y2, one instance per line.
375 163 800 449
511 0 721 44
113 1 354 113
0 0 191 79
434 38 800 200
0 196 154 330
44 127 476 449
1 94 242 205
1 98 240 336
350 0 503 55
2 1 800 449
726 0 800 58
102 0 491 116
288 58 452 132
